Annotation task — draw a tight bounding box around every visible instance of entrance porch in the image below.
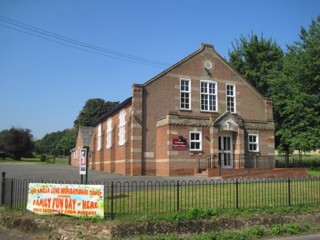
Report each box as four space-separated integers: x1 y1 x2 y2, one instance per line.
195 154 274 177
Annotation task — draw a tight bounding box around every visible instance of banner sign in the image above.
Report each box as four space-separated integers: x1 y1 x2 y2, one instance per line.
27 183 104 218
80 148 87 175
172 137 188 151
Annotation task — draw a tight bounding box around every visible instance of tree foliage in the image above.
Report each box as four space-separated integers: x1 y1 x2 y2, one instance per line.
35 98 119 157
73 98 119 128
229 33 283 97
0 127 34 160
228 16 320 154
271 16 320 154
35 128 77 156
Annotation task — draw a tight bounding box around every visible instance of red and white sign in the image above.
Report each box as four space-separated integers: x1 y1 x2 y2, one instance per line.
172 137 188 151
80 148 87 175
27 183 104 218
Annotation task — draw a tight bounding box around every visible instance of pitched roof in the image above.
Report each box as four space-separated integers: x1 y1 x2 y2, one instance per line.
95 97 132 125
213 111 244 128
143 43 212 86
143 43 266 100
79 126 94 147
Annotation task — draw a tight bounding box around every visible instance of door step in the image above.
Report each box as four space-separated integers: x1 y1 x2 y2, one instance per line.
194 170 207 177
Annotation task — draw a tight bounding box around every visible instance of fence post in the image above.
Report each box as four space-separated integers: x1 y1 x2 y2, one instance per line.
176 181 180 212
1 172 6 206
10 179 14 208
235 179 239 209
287 178 291 206
110 182 114 220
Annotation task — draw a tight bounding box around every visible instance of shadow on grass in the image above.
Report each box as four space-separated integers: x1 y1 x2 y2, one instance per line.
0 157 68 165
105 194 129 200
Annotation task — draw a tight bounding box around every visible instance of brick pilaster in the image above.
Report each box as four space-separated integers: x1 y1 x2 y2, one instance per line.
130 84 144 175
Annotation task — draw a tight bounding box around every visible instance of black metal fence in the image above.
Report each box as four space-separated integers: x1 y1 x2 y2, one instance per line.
275 155 320 168
1 173 320 219
196 154 274 175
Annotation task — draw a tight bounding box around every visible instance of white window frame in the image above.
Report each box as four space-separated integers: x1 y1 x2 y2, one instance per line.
180 78 191 110
200 80 217 112
106 118 112 149
189 131 202 151
248 134 259 152
226 84 236 113
119 110 126 146
97 123 102 151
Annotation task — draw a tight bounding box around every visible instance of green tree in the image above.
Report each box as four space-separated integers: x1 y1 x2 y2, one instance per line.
0 129 9 152
0 127 34 160
55 128 77 156
271 16 320 156
36 131 63 156
36 128 77 156
73 98 119 128
228 33 283 97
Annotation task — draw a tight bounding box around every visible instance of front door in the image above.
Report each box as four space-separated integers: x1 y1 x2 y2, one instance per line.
219 134 233 168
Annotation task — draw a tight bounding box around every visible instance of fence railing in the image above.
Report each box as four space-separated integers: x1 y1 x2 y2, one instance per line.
1 173 320 219
196 154 274 175
275 155 320 168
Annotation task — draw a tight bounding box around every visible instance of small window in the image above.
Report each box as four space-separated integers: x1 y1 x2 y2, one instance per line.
119 110 126 146
106 118 112 149
201 80 217 112
97 123 102 151
189 131 202 151
248 134 259 152
226 84 236 113
180 79 191 110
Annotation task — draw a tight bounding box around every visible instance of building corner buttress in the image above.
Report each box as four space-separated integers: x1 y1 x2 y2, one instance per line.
130 84 144 175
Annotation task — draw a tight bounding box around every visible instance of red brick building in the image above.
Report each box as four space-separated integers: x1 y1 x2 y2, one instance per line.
72 43 275 176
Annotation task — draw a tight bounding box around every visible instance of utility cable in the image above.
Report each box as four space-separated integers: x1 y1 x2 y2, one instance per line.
0 16 171 68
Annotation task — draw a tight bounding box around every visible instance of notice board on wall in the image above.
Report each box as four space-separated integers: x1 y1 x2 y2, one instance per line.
172 137 188 151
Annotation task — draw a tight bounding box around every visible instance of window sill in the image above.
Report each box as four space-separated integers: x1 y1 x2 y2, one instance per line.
189 151 203 155
200 110 218 113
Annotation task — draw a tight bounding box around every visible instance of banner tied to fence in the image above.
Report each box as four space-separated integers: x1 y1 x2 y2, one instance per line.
26 183 104 218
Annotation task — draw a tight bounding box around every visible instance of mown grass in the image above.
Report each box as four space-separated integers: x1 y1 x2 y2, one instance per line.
105 178 320 219
0 156 69 165
120 204 320 222
308 169 320 177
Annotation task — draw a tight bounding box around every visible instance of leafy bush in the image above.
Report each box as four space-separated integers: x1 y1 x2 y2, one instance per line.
282 223 308 235
271 225 282 235
247 225 266 237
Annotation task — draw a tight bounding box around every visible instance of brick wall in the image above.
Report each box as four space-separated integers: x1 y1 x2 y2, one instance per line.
142 44 274 176
70 131 83 168
76 44 275 177
88 103 133 175
220 168 308 180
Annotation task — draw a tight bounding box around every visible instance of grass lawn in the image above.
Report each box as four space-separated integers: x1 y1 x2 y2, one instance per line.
0 157 44 164
105 178 320 218
0 156 69 165
308 169 320 177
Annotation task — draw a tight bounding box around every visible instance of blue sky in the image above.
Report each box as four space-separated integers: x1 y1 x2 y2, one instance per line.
0 0 319 139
